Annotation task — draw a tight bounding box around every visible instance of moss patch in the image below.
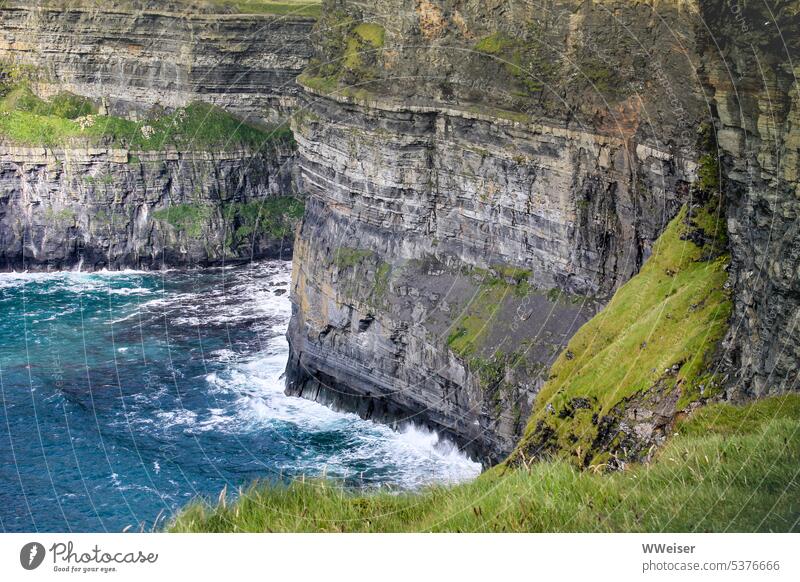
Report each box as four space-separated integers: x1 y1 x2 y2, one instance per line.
300 10 385 94
223 196 304 250
38 1 321 17
474 32 514 55
474 26 559 95
372 261 391 301
206 0 320 16
152 204 213 238
153 197 303 243
333 247 373 270
446 265 531 358
510 200 731 467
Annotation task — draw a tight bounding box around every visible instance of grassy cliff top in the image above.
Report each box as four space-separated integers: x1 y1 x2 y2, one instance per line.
0 84 292 150
8 1 321 17
169 394 800 532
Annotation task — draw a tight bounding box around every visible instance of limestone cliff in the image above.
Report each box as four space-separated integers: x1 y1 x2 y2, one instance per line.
286 0 799 464
700 0 799 400
0 142 300 270
0 0 315 123
0 0 313 271
286 0 710 463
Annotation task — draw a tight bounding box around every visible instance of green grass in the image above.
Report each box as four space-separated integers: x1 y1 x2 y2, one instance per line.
510 200 731 466
169 394 800 532
168 191 796 534
343 23 385 69
351 23 384 46
296 72 341 94
446 266 530 357
206 0 320 17
474 32 515 55
474 28 558 94
224 196 305 243
153 196 304 241
0 83 290 150
152 203 213 238
372 261 391 301
33 0 321 17
333 247 373 269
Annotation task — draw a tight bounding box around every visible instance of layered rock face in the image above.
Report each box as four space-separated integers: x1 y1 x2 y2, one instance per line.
0 0 315 123
702 1 800 398
0 142 299 270
0 1 312 271
286 0 710 463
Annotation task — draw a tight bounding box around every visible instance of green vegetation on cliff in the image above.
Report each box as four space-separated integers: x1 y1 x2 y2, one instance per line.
0 81 291 150
510 198 731 468
298 9 385 96
207 0 320 16
224 196 305 243
153 203 214 238
446 266 531 357
30 0 320 17
169 394 800 532
153 197 304 243
167 188 794 534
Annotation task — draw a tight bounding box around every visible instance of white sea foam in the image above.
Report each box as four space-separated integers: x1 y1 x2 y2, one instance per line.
155 409 198 428
202 329 480 487
25 259 479 493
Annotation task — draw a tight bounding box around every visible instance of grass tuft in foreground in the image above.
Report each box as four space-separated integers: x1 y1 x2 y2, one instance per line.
169 394 800 532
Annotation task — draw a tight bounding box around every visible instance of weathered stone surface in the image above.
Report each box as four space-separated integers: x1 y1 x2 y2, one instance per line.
0 0 315 123
0 143 299 270
285 0 710 464
701 0 800 399
286 0 800 463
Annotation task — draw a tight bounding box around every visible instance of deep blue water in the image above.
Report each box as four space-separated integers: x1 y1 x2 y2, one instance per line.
0 261 479 532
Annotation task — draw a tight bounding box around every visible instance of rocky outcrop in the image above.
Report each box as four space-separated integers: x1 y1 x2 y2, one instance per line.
286 0 710 464
0 142 300 270
0 0 315 123
701 1 800 399
0 0 313 271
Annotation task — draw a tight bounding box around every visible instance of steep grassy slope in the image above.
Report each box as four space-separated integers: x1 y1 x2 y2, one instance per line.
509 197 732 469
169 394 800 532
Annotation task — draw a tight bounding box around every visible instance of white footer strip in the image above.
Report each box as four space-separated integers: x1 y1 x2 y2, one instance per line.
1 533 797 581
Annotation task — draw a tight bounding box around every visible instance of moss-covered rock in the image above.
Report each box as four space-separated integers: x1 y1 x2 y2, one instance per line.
508 197 732 469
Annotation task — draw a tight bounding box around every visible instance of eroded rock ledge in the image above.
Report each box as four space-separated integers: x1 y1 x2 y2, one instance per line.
0 143 300 270
0 0 315 123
